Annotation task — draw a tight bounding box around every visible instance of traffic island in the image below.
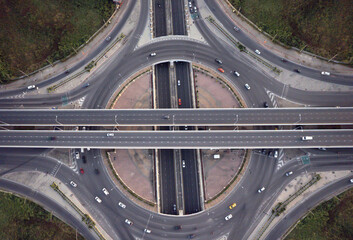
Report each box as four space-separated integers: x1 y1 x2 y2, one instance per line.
192 64 250 207
104 70 157 210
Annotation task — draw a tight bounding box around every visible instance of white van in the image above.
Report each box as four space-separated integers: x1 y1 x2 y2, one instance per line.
302 136 313 141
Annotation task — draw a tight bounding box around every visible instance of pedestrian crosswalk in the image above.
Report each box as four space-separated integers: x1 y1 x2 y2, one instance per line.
265 90 278 108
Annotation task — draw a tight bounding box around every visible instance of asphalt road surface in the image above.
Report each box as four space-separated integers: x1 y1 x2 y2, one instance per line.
1 107 352 126
0 129 352 149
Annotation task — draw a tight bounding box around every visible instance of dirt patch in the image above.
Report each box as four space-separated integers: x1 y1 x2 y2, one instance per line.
202 149 245 200
113 72 152 109
193 68 246 200
194 70 241 108
109 72 155 202
109 149 155 202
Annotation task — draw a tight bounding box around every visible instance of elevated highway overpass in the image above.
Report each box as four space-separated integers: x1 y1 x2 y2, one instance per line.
0 108 352 126
0 129 352 149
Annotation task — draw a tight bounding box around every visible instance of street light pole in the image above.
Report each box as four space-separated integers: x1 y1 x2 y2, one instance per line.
234 114 239 131
295 114 302 124
172 114 175 131
55 116 63 125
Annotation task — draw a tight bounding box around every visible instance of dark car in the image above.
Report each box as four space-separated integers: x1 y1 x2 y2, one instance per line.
94 168 100 174
174 225 182 230
215 58 223 65
294 69 301 73
188 234 195 239
264 102 269 108
82 156 86 164
49 136 56 140
281 58 287 62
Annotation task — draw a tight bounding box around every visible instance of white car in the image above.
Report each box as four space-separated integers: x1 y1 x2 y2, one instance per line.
350 179 353 183
258 187 265 193
95 196 102 203
244 83 251 90
118 202 126 208
321 71 330 76
125 219 133 225
27 85 36 90
102 188 109 195
274 150 278 158
285 171 293 176
225 214 233 221
70 181 77 187
150 52 156 57
177 80 181 86
255 49 261 55
75 152 80 159
144 229 151 234
182 160 186 168
234 71 240 77
107 133 114 137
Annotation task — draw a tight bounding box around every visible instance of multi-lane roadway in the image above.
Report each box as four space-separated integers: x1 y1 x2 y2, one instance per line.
0 0 352 240
0 129 353 149
1 107 353 126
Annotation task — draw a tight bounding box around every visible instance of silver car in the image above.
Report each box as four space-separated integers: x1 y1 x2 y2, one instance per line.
102 188 109 195
118 202 126 208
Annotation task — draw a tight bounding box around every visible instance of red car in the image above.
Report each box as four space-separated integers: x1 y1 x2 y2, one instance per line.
178 99 182 106
80 168 84 174
218 67 224 73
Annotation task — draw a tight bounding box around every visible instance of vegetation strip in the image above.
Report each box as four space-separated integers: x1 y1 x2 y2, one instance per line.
225 0 352 64
284 187 353 240
1 0 118 82
254 174 321 240
47 33 125 93
0 191 84 240
206 16 281 75
50 182 105 240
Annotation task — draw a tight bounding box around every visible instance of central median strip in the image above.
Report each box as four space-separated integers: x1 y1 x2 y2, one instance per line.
206 16 281 75
47 33 125 93
253 174 321 240
50 182 106 240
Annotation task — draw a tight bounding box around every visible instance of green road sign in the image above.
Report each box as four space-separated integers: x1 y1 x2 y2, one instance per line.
301 156 310 165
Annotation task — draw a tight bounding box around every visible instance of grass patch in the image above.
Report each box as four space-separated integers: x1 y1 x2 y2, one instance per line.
285 188 353 240
0 0 115 82
229 0 353 63
0 191 84 240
